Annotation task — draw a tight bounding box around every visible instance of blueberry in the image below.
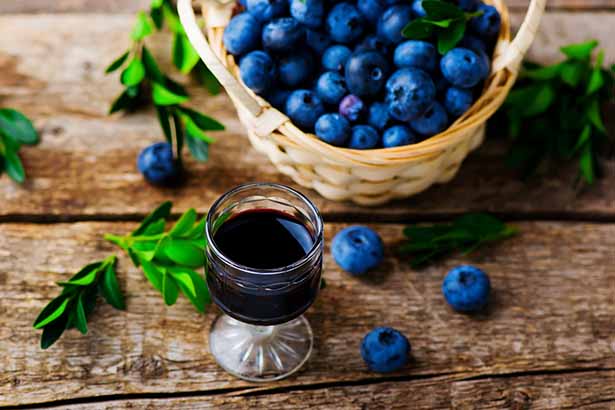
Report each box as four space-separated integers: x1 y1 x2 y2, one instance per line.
410 0 426 17
267 88 291 111
262 17 304 52
361 327 411 373
433 73 450 97
331 225 384 275
460 34 487 53
285 89 326 131
469 4 501 38
223 13 262 56
442 265 490 312
326 3 365 44
239 50 277 94
315 113 350 146
393 40 436 72
137 142 180 185
409 101 448 137
349 125 379 149
354 35 390 56
290 0 324 29
279 52 312 87
246 0 287 22
357 0 387 25
444 86 473 117
367 102 390 130
474 47 491 79
345 50 390 97
458 0 479 11
440 48 483 88
315 71 348 105
377 5 413 44
382 124 416 147
322 45 352 72
385 68 436 121
339 94 365 122
305 29 332 54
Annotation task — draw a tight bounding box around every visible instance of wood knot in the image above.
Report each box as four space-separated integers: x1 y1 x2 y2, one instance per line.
124 355 165 380
509 389 531 410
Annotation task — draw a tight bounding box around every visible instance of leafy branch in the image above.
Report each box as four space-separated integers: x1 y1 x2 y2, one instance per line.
0 109 40 183
494 40 614 185
398 213 517 269
402 0 483 54
106 0 224 164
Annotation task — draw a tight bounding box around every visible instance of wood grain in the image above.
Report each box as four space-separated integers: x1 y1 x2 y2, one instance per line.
0 13 614 221
1 221 613 406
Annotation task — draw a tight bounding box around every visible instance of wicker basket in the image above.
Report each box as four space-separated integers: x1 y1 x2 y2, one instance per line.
178 0 546 205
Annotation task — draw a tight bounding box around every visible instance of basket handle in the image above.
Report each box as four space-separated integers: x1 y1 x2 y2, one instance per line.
492 0 547 74
178 0 262 117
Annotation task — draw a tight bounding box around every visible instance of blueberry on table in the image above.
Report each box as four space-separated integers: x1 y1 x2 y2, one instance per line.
315 71 348 105
377 5 413 44
339 94 365 122
137 142 180 186
444 86 474 118
246 0 287 23
222 13 262 56
385 68 436 121
278 52 313 88
357 0 387 25
285 90 326 131
354 35 390 57
331 225 384 275
322 45 352 72
442 265 491 313
382 124 416 148
440 48 483 89
262 17 305 52
290 0 324 29
393 40 437 72
349 125 379 149
315 113 351 146
305 29 332 54
469 4 501 39
409 101 449 137
239 50 277 94
367 102 390 131
410 0 426 17
345 50 390 97
361 327 411 373
326 3 365 44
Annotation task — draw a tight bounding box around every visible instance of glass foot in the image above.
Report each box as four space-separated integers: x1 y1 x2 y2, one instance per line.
209 314 313 382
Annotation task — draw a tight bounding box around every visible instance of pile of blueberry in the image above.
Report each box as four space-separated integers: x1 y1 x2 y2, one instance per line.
223 0 500 149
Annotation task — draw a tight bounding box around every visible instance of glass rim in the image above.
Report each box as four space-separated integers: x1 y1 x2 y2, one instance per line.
205 182 324 275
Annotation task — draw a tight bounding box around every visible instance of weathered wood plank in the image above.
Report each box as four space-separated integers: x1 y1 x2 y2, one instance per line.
0 13 613 220
0 221 613 406
35 371 615 409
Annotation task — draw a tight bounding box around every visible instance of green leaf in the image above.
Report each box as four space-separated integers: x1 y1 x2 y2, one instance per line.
422 0 464 19
40 312 69 349
178 107 225 131
402 19 434 39
132 11 154 41
33 294 71 329
169 267 209 312
143 218 166 235
162 2 184 34
186 134 209 162
139 257 163 292
570 124 592 155
3 146 25 183
105 51 130 74
170 208 197 237
521 63 564 80
173 33 201 74
560 39 598 61
437 19 465 54
520 84 555 117
586 50 606 95
152 82 189 106
187 216 206 239
0 108 39 145
142 46 165 83
100 259 125 310
151 6 164 29
74 295 88 335
132 201 173 236
579 142 595 184
172 111 184 164
183 116 216 144
151 0 164 8
423 18 455 28
586 99 607 133
121 58 146 87
195 64 221 95
162 271 179 305
109 89 138 114
560 61 585 88
161 238 205 267
59 262 103 286
156 106 173 143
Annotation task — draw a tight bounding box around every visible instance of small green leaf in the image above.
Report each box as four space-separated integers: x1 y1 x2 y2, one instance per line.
586 51 605 95
560 61 585 88
168 269 196 298
3 147 25 183
579 142 595 184
33 295 71 329
571 124 592 155
168 267 209 312
151 6 164 29
587 99 607 133
521 63 564 80
40 312 69 349
178 107 225 131
186 134 209 162
173 33 201 74
195 64 221 95
187 216 206 239
132 201 173 236
139 258 164 292
109 89 138 114
101 259 125 310
162 2 184 34
422 0 464 19
105 51 130 74
152 82 189 106
151 0 164 8
161 238 205 267
0 108 39 145
121 58 146 87
156 106 173 143
437 19 465 54
423 18 455 28
59 262 103 286
560 39 598 61
74 295 88 335
183 116 216 144
402 19 434 39
170 208 197 237
132 11 154 41
143 218 166 235
521 84 555 117
162 271 179 305
142 46 164 83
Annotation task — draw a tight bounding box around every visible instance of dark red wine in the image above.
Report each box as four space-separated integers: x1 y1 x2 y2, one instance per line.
207 209 322 326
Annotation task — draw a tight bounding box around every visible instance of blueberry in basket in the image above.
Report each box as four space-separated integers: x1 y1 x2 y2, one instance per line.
223 0 501 149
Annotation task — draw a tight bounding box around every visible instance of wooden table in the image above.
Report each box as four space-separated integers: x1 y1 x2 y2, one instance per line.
1 1 614 408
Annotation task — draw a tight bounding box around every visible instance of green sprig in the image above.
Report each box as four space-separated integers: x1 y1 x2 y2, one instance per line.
401 0 483 54
104 201 211 313
33 256 125 349
494 39 614 185
106 0 223 164
398 213 517 268
0 108 40 183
